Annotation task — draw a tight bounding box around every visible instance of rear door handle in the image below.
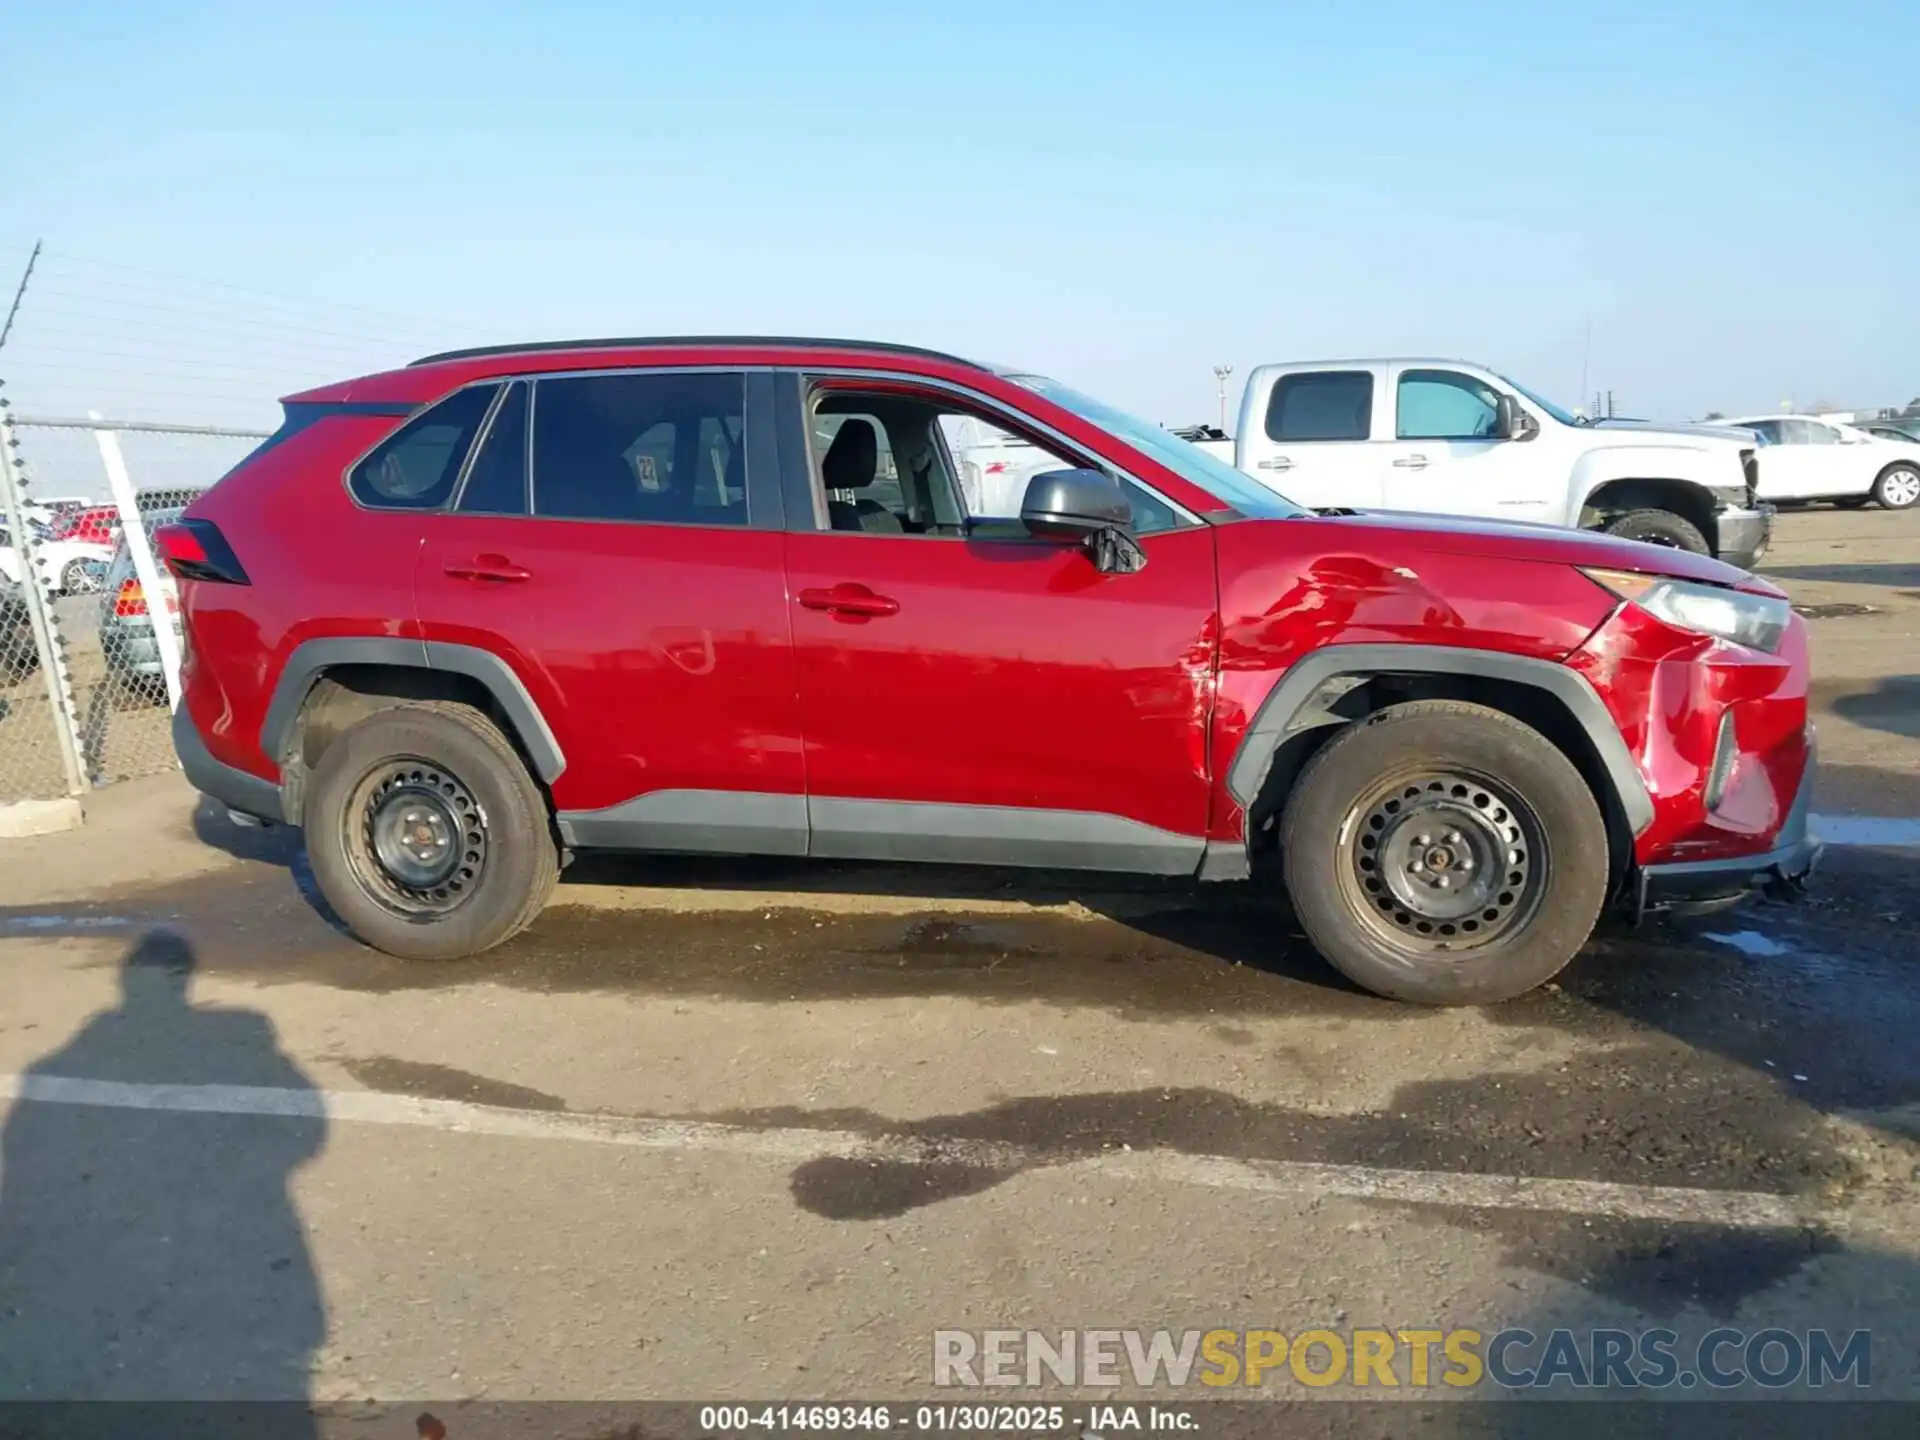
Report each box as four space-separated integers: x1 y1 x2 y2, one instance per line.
798 584 900 620
1257 456 1293 472
444 554 532 583
1392 454 1429 470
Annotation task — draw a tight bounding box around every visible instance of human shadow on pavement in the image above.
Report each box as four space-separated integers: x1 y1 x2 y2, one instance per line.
0 931 326 1423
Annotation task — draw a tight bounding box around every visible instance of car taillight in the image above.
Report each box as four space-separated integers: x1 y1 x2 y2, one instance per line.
114 579 149 617
156 519 249 584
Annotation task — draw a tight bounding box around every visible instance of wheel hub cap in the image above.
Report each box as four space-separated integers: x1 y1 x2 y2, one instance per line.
1346 774 1541 949
373 794 460 888
350 761 488 917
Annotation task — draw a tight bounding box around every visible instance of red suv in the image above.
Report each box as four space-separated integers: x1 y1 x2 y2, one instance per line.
164 338 1817 1004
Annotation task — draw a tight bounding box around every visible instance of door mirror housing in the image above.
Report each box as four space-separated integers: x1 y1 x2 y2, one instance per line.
1495 394 1539 441
1020 468 1132 541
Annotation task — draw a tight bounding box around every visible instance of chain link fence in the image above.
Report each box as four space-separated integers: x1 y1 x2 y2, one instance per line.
0 242 468 821
0 406 267 807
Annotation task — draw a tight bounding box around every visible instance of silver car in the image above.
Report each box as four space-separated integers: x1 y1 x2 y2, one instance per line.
96 507 185 698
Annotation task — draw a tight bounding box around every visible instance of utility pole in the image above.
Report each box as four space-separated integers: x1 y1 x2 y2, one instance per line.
1212 365 1233 431
1578 315 1591 417
0 239 43 352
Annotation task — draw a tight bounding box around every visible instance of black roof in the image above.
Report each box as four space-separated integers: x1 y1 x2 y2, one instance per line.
410 335 981 368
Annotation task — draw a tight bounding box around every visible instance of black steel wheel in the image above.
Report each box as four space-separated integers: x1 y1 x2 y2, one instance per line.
345 758 490 918
1341 769 1546 953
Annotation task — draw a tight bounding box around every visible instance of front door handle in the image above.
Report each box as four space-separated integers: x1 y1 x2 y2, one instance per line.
798 584 900 620
1257 456 1293 472
444 554 532 583
1392 455 1429 470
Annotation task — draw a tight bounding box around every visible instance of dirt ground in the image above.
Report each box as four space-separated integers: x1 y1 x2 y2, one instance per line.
0 506 1916 1435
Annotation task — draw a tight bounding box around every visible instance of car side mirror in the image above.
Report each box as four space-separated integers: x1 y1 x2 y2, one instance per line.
1020 468 1131 541
1495 394 1538 441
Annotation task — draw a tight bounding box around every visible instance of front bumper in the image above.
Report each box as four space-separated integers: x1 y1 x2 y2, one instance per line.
1714 504 1774 571
1632 753 1821 919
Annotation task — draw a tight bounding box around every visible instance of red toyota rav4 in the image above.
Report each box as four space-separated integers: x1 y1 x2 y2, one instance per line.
165 338 1817 1004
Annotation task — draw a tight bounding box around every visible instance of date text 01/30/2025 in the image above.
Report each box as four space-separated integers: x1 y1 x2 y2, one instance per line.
698 1404 1197 1433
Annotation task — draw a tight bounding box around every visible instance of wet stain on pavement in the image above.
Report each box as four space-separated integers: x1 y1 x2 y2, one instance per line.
704 1038 1863 1215
336 1056 566 1112
707 1071 1868 1314
792 1155 1012 1219
1400 1207 1843 1318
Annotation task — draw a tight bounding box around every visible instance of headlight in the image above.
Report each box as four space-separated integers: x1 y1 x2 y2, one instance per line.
1582 567 1790 653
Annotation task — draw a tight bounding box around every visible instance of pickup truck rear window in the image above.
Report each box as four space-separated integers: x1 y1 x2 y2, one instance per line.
1266 372 1373 443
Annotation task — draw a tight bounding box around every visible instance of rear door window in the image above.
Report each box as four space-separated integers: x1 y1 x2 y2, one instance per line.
1265 372 1374 442
531 372 748 525
348 385 499 509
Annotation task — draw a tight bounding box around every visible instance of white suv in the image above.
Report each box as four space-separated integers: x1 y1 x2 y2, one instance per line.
1720 415 1920 509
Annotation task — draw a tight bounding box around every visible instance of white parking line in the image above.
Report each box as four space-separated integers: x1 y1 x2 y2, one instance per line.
1811 814 1920 849
0 1073 1838 1232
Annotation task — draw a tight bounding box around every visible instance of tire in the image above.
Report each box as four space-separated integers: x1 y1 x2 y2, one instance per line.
303 701 558 961
1871 464 1920 510
60 559 100 595
1600 508 1710 555
1279 700 1609 1006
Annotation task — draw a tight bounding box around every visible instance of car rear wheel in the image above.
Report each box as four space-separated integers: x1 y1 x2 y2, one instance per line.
1872 464 1920 510
304 701 558 961
1600 508 1710 554
1279 700 1609 1005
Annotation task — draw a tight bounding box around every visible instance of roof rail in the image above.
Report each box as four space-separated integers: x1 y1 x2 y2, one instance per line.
409 335 982 368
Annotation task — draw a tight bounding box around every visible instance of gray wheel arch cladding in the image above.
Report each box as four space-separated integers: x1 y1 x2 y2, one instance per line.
259 637 566 784
1225 645 1655 836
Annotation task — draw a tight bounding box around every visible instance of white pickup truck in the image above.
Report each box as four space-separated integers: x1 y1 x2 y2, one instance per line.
1192 359 1771 569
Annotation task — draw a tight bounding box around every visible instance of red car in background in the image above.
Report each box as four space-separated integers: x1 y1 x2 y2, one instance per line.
164 337 1817 1004
54 505 119 547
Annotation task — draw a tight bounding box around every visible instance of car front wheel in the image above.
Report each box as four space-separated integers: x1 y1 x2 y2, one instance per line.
304 701 558 961
1600 508 1710 554
1279 700 1609 1005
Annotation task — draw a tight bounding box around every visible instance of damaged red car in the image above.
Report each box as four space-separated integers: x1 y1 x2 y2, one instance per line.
165 337 1817 1004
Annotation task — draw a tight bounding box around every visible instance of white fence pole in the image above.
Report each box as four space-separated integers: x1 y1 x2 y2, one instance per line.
0 398 87 794
93 423 183 709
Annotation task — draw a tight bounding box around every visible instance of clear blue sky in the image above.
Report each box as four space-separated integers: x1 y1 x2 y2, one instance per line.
2 0 1916 430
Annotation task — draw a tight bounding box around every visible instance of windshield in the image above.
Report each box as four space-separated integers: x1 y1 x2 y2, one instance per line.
1495 372 1583 428
1003 373 1305 518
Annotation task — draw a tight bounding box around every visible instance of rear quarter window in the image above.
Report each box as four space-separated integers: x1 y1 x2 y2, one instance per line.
348 386 500 510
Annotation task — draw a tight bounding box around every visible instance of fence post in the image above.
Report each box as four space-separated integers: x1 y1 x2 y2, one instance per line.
93 423 183 708
0 394 88 795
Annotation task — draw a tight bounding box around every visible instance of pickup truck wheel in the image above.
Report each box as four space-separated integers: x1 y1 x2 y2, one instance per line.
303 701 558 961
1280 701 1608 1005
1601 508 1710 554
1872 464 1920 510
